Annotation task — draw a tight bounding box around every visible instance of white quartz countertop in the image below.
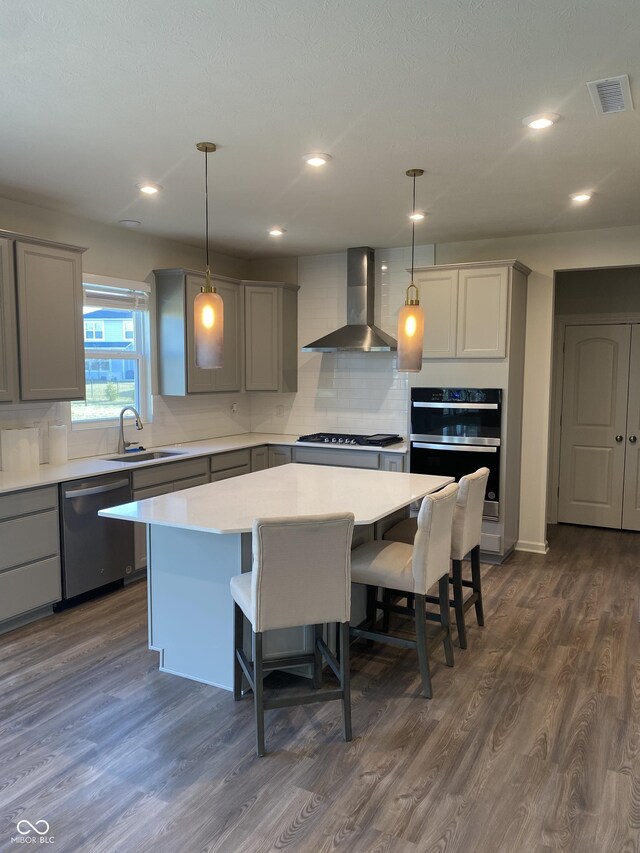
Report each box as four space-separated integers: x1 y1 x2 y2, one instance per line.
0 432 408 495
99 464 451 533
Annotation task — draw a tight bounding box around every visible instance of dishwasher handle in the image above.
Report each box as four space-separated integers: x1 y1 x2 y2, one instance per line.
63 479 130 499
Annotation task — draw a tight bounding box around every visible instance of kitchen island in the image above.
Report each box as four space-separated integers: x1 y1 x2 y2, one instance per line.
100 464 453 690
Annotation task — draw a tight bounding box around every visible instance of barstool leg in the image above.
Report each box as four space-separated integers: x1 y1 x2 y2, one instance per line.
339 621 352 742
381 588 391 632
471 545 484 626
451 559 467 649
233 603 243 700
253 631 265 756
439 575 455 667
313 624 323 689
414 594 433 699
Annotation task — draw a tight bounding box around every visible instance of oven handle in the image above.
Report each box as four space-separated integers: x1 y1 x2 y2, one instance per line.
412 442 497 453
412 401 499 410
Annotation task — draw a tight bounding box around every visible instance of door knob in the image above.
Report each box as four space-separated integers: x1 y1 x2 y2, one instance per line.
615 435 624 442
630 435 638 443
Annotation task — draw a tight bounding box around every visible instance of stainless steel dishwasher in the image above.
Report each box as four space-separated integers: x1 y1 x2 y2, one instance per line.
60 473 134 601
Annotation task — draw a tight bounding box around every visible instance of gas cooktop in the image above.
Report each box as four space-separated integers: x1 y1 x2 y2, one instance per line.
297 432 404 447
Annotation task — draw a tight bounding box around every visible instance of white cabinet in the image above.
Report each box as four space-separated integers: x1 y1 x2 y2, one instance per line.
414 262 524 359
154 268 243 396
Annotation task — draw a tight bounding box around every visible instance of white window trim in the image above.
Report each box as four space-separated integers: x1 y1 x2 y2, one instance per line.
71 275 152 431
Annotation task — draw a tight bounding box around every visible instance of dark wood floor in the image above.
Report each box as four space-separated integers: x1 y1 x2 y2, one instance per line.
0 524 638 853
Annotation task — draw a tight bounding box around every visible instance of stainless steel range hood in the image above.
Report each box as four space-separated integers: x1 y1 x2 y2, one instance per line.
301 246 397 352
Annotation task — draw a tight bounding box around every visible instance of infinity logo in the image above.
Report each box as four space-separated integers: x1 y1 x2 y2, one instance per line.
16 820 50 836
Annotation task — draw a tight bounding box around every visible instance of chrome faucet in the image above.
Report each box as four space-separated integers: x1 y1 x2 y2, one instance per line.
118 406 144 454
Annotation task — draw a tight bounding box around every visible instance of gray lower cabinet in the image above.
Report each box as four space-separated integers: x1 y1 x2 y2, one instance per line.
0 485 61 624
244 282 299 392
268 445 293 467
132 458 210 573
210 449 251 482
0 231 86 403
250 445 268 472
293 446 406 472
154 268 243 396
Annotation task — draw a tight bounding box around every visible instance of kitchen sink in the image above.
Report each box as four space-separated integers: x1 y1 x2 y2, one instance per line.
105 450 186 463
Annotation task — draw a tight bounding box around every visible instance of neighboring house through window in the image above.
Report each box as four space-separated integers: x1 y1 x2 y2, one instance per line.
71 275 151 425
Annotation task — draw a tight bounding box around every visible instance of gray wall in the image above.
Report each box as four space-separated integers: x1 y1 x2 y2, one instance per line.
555 266 640 315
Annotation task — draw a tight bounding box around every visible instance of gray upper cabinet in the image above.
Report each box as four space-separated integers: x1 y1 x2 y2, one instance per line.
15 241 85 400
0 232 86 403
155 268 242 396
244 282 298 392
0 239 17 402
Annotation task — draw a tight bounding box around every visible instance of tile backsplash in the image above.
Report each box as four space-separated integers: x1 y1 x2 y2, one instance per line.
250 244 434 437
0 243 433 463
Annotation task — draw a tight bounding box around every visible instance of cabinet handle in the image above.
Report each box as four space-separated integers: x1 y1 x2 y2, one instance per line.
630 435 638 444
615 435 624 443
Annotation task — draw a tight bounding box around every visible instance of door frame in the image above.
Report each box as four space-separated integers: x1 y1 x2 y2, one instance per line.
548 312 640 523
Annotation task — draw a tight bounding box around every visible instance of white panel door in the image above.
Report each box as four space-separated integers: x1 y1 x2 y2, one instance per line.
558 324 630 528
622 325 640 531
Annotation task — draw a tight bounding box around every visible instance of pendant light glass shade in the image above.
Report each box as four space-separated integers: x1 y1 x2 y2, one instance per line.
194 142 224 369
397 168 425 372
194 272 224 368
397 285 425 372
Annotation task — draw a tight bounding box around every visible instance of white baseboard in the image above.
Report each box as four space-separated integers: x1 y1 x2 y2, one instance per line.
515 539 549 555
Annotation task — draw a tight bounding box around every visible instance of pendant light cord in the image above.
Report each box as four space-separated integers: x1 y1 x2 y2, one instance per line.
410 173 416 281
204 149 210 271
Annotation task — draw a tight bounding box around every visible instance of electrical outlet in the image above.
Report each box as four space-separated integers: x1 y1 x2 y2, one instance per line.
276 405 284 418
230 402 238 414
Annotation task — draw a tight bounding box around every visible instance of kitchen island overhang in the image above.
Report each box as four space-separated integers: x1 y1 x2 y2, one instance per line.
100 464 454 690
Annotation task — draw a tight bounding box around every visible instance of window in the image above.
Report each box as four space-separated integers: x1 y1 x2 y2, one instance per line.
71 275 151 425
84 320 105 341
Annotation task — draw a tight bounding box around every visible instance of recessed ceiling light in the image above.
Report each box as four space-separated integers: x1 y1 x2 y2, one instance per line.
570 191 592 202
381 264 388 271
409 212 425 221
522 113 560 129
118 219 142 228
269 227 285 236
137 182 161 194
302 153 332 167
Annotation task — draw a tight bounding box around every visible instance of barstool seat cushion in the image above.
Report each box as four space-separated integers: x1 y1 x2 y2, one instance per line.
230 572 253 622
351 540 414 593
383 516 416 545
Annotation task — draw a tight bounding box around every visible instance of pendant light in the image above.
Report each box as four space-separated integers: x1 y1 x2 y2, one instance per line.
397 168 425 372
194 142 224 369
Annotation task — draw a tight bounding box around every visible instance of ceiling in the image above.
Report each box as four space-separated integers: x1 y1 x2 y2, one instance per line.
1 0 639 259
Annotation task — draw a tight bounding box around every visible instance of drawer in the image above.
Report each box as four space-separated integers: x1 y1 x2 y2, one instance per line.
210 449 251 473
0 509 59 571
293 447 379 469
175 474 209 491
0 555 61 621
0 485 57 521
480 532 502 553
132 483 175 502
210 464 251 482
132 457 209 490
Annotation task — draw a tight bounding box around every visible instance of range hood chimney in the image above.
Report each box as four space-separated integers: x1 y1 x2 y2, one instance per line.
302 247 397 352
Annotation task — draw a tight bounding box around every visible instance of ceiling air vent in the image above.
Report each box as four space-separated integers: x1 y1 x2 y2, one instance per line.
587 75 633 115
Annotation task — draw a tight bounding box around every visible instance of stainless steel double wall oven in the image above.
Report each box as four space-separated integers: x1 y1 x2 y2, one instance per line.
410 387 501 518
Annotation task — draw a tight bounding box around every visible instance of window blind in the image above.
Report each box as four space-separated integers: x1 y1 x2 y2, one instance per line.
82 275 150 311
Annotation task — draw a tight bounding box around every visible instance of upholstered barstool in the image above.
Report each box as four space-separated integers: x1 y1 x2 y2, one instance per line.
230 512 355 756
383 467 490 649
349 483 459 699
